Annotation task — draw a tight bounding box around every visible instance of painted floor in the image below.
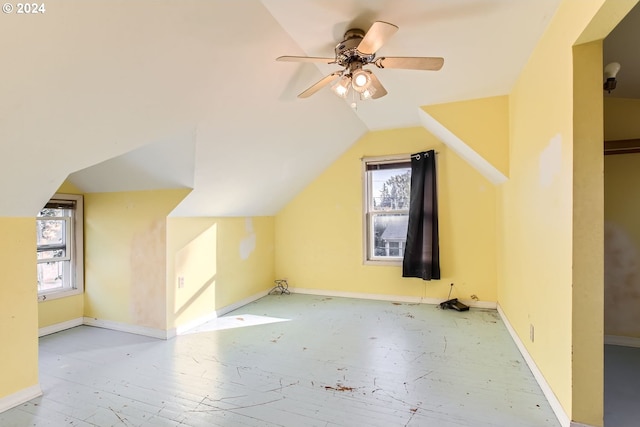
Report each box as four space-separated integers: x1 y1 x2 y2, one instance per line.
604 344 640 427
1 294 561 426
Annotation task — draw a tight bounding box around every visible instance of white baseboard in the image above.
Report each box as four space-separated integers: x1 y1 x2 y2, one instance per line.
173 311 218 336
173 289 270 336
289 287 497 309
216 289 270 317
0 384 42 413
497 304 571 427
38 317 84 337
37 291 272 340
82 317 169 340
604 334 640 348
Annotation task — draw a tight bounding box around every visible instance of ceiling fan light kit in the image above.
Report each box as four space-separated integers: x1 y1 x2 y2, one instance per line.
277 21 444 104
332 75 351 98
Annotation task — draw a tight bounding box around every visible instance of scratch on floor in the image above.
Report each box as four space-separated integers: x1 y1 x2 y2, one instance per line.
413 371 434 382
187 397 286 413
109 406 129 425
324 384 356 392
265 380 299 393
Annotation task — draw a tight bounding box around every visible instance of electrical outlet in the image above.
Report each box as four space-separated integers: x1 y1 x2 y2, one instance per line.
530 324 535 343
178 276 185 289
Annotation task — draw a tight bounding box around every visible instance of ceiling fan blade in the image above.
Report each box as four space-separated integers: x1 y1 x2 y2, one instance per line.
277 56 335 64
376 57 444 71
357 21 398 55
298 72 342 98
369 72 388 99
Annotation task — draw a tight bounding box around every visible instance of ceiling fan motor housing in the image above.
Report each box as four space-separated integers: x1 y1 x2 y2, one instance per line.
335 28 375 68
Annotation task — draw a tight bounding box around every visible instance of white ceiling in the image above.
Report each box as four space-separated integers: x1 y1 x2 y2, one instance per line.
0 0 563 217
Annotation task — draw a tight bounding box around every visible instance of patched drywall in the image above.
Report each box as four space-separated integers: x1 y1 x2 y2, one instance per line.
84 189 189 330
130 218 167 330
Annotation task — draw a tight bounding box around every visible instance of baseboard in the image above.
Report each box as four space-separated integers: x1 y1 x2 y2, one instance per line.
497 304 571 427
604 334 640 348
216 289 270 317
38 291 271 340
173 311 218 336
172 289 270 336
0 384 42 413
289 287 497 309
38 317 84 337
82 317 169 340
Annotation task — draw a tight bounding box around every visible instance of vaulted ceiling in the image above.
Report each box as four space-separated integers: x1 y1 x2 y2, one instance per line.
0 0 564 217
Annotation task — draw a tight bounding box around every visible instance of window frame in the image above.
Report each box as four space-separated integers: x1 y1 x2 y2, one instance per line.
36 193 84 302
362 154 411 266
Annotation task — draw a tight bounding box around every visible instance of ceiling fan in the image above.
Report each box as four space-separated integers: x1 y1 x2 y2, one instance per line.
277 21 444 102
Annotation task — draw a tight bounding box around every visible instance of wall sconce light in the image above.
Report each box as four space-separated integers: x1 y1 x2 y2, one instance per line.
604 62 620 93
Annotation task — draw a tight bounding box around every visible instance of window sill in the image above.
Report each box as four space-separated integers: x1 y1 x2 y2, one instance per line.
38 288 82 302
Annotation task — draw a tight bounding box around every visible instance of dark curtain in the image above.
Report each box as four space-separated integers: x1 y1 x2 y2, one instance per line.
402 150 440 280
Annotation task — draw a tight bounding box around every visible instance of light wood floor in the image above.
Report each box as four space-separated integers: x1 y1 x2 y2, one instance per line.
1 294 561 426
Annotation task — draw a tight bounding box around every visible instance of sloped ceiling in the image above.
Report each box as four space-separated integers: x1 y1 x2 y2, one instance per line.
0 0 562 217
604 1 640 99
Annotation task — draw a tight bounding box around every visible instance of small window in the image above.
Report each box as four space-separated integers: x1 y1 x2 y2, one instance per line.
36 194 83 301
363 156 411 264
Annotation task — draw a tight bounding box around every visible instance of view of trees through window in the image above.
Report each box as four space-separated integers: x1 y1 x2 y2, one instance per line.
370 167 411 258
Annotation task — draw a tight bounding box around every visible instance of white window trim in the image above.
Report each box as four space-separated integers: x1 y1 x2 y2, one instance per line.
37 193 84 302
362 154 411 266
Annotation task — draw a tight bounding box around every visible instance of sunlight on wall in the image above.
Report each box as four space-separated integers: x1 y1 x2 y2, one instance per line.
167 217 275 331
173 222 218 324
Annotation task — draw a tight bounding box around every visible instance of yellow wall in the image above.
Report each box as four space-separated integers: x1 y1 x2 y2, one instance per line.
38 180 85 329
499 1 634 424
603 96 640 339
0 218 39 400
38 296 84 329
84 189 189 330
501 1 582 419
572 40 605 424
604 97 640 140
604 153 640 337
167 216 275 329
275 127 497 302
423 96 510 177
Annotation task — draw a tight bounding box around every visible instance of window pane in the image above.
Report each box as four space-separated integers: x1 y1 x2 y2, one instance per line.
370 167 411 210
37 260 69 292
36 219 66 246
372 213 408 258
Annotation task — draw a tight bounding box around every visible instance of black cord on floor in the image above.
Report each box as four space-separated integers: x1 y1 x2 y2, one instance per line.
269 279 290 295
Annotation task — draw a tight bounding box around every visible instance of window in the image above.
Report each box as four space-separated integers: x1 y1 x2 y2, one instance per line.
363 156 411 264
36 194 83 301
